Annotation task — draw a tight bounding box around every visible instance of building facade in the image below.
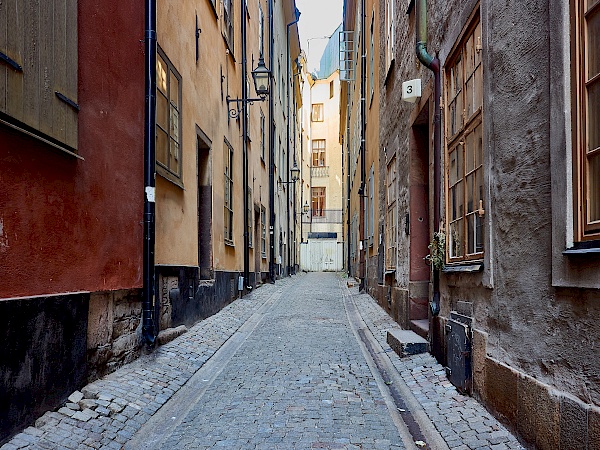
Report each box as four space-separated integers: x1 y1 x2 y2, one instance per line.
0 0 146 441
342 0 600 447
0 0 301 443
299 35 345 272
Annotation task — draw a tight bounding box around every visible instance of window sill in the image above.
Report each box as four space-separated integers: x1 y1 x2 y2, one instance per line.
225 239 235 247
563 248 600 255
157 166 184 189
442 262 483 273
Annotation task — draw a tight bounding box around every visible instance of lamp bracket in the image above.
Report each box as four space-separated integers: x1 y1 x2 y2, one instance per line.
226 95 267 119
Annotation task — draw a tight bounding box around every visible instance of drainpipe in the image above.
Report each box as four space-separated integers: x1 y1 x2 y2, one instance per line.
142 0 157 346
286 8 300 277
242 0 250 291
415 0 441 316
358 0 366 291
268 0 276 283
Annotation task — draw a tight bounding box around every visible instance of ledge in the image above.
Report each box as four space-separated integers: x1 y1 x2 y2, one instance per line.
562 248 600 255
442 263 483 273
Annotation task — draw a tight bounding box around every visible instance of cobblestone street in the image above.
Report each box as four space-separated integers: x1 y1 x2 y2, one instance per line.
2 273 524 450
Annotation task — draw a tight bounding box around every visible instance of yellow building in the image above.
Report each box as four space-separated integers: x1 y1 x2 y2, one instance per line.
154 0 300 330
299 33 345 272
340 0 380 283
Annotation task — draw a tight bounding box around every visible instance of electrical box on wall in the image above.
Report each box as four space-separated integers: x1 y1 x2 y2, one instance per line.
402 79 422 103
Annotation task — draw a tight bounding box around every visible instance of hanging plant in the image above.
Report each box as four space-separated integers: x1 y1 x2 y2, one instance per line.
425 231 446 270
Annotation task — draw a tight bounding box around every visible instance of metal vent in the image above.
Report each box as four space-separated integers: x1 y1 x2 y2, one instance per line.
445 314 472 393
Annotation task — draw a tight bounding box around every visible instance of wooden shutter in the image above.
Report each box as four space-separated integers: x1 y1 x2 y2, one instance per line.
0 0 78 151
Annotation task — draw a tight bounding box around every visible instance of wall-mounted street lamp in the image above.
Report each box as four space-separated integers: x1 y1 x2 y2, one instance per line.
278 162 300 187
303 201 309 215
226 56 271 119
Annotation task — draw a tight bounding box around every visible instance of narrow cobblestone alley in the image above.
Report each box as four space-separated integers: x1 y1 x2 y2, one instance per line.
3 273 524 450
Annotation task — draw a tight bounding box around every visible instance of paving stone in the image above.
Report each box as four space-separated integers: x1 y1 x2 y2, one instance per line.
3 274 524 450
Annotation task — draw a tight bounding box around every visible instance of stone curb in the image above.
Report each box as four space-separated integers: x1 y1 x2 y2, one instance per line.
343 280 525 450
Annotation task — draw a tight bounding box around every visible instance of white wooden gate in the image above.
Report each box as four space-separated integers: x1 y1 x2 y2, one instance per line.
300 240 343 272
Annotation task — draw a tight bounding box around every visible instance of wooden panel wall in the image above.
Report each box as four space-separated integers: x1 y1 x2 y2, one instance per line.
0 0 78 150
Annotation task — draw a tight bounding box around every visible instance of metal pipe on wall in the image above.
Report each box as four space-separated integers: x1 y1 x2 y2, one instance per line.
415 0 441 316
242 0 250 291
142 0 157 346
268 0 276 283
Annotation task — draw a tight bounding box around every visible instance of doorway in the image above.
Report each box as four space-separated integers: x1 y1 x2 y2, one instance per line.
197 129 213 280
409 106 431 337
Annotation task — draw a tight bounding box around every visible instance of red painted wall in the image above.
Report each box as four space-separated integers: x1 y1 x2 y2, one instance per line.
0 0 145 298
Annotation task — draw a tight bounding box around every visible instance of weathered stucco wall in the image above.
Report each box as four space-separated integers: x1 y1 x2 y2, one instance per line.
0 0 145 299
370 0 600 446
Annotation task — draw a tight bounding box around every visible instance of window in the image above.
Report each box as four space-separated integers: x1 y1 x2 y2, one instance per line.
248 188 253 248
156 47 182 181
311 139 326 166
224 139 234 243
223 0 234 50
260 110 266 161
445 17 484 262
369 10 375 102
573 0 600 240
330 80 334 99
311 103 324 122
386 157 397 270
0 0 78 151
312 187 326 216
369 165 375 245
261 206 267 257
259 4 265 57
385 0 395 75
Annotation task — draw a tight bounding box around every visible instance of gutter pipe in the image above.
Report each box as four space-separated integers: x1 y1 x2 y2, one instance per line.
242 0 250 291
415 0 441 316
358 0 366 291
286 8 300 277
268 0 276 283
142 0 157 346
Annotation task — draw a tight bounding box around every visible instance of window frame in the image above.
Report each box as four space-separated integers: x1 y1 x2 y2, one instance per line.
444 15 484 264
223 0 234 52
311 187 326 217
311 103 324 122
573 0 600 241
311 139 326 167
224 139 234 245
384 0 395 77
261 206 267 258
156 46 183 185
260 109 266 162
386 156 397 270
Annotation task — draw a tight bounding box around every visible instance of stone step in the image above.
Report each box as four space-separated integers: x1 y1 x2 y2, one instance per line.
386 329 428 358
410 318 429 339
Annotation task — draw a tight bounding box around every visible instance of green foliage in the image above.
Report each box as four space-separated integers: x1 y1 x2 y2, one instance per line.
425 231 446 270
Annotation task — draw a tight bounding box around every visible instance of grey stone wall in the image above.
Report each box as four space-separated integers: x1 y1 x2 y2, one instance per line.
368 0 600 446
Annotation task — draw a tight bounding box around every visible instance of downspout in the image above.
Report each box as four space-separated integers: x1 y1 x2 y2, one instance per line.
142 0 157 346
346 100 351 276
242 0 250 291
268 0 276 283
415 0 441 316
286 9 300 277
358 0 366 291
